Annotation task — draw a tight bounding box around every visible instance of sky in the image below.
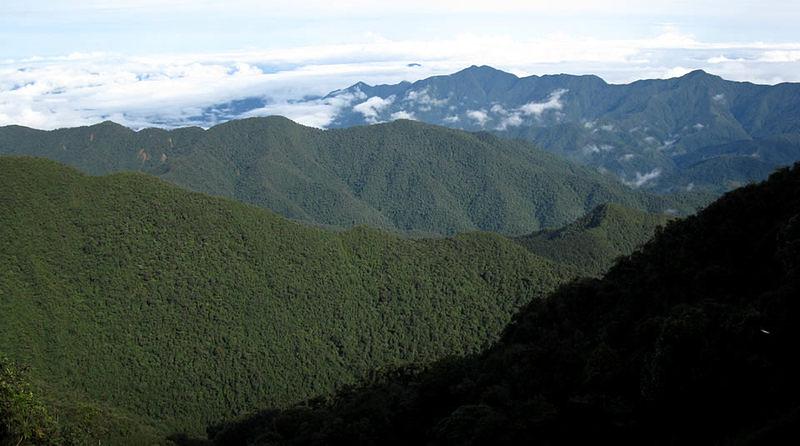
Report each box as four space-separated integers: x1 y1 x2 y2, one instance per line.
2 0 800 129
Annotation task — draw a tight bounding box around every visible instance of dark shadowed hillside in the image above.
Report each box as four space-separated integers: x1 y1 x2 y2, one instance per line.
208 163 800 445
516 203 672 276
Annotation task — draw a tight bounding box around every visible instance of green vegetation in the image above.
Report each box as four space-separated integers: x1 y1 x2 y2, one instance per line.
207 164 800 444
0 117 706 236
1 355 167 446
325 66 800 194
0 157 573 440
516 203 672 276
1 354 56 445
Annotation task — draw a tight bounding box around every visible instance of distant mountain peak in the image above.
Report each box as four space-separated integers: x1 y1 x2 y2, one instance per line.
455 64 517 78
93 120 128 129
210 115 316 133
463 64 501 72
678 69 722 81
87 120 135 134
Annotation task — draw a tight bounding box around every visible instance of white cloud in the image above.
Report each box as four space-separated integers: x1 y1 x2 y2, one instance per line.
390 110 416 120
0 58 279 128
490 104 507 114
241 89 366 128
466 109 490 127
489 104 524 130
622 168 662 187
707 55 746 64
443 115 459 123
759 50 800 63
583 143 614 155
518 89 568 116
404 87 448 107
693 123 705 130
352 95 395 123
0 53 424 129
496 114 523 130
584 145 601 155
712 93 726 102
663 66 694 78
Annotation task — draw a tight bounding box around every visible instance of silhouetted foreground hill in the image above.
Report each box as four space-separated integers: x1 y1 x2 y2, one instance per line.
209 163 800 445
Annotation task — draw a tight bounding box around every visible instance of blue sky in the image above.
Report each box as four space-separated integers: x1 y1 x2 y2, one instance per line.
2 0 799 128
4 0 799 57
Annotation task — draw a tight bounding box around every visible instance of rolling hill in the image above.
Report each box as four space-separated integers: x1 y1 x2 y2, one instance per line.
0 117 706 236
0 157 572 442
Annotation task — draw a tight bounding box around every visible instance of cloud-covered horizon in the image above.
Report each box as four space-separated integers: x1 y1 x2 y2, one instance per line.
3 25 800 130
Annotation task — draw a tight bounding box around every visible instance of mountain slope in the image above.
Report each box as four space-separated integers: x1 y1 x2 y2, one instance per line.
0 157 571 439
0 117 705 236
516 203 672 276
209 163 800 444
318 66 800 194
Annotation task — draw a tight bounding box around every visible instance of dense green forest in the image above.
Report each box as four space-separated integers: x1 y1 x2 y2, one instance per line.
516 203 672 276
0 157 579 442
206 163 800 444
1 353 167 444
0 117 707 236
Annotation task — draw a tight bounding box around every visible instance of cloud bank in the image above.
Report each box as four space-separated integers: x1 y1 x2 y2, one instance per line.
1 27 800 129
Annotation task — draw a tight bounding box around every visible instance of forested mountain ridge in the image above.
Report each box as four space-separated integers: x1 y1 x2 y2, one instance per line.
207 163 800 444
516 202 672 276
0 117 706 236
0 156 572 442
318 66 800 194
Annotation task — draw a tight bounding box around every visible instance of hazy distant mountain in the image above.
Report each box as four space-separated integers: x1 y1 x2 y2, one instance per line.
319 66 800 193
0 117 704 236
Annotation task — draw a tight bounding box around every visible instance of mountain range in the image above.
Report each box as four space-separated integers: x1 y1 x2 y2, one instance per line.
2 66 798 445
0 117 704 236
311 66 800 193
